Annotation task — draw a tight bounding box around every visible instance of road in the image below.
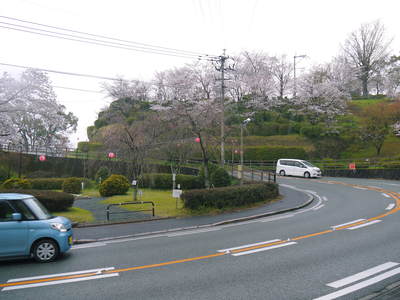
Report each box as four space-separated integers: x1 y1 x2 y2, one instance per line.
1 176 400 299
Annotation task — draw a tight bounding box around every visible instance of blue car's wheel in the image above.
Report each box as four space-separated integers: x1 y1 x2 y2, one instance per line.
32 239 59 262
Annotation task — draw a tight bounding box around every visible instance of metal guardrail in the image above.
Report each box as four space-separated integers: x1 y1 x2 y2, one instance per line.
106 201 155 221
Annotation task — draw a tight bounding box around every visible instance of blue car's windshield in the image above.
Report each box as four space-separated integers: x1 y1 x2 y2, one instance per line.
17 197 53 220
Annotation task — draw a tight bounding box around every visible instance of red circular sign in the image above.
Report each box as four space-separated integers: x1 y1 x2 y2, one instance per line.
195 137 201 143
39 155 46 162
108 152 116 159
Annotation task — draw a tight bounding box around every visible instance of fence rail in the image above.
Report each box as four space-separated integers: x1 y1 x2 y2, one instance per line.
106 201 155 221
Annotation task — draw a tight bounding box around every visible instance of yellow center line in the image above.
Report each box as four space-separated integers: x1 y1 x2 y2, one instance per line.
2 181 399 289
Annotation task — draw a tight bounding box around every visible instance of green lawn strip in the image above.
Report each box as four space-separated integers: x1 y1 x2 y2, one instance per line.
53 207 94 223
185 195 283 216
99 188 187 217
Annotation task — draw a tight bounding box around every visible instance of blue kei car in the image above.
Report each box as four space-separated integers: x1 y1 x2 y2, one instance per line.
0 193 73 262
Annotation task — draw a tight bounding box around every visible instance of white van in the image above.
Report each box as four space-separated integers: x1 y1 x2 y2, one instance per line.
276 159 321 178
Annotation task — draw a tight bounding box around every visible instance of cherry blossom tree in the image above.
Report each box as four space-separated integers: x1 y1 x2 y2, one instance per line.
0 69 77 149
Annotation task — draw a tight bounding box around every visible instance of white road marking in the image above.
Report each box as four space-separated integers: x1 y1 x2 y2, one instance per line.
104 234 166 244
382 193 391 198
232 241 297 256
279 184 295 188
260 214 294 222
7 267 115 282
71 242 107 250
347 220 381 230
217 239 281 253
3 267 118 291
353 186 367 190
305 190 317 194
331 219 365 229
385 203 395 210
312 204 325 211
167 227 220 237
314 266 400 300
322 196 328 201
326 262 399 288
3 274 119 291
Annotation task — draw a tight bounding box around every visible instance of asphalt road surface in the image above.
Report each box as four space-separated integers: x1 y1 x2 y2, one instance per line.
1 176 400 299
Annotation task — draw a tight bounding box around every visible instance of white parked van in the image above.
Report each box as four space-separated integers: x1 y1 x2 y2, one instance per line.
276 159 321 178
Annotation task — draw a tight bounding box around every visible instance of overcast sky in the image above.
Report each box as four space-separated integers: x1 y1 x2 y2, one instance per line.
2 0 400 146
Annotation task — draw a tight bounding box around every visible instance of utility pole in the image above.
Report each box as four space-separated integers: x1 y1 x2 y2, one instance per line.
214 49 234 167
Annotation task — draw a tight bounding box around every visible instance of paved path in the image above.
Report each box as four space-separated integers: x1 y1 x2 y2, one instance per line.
74 197 150 222
73 185 311 241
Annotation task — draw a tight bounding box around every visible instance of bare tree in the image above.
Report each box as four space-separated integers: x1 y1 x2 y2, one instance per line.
271 55 293 99
343 20 392 97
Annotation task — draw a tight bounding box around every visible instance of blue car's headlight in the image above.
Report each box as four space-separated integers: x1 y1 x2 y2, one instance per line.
50 223 67 232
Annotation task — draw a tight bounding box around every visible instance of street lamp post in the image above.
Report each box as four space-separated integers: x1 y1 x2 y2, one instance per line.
293 54 306 98
240 118 251 185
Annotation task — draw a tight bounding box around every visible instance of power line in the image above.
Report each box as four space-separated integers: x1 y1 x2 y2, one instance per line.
0 15 213 57
0 16 218 60
0 24 205 60
53 86 102 94
0 62 120 81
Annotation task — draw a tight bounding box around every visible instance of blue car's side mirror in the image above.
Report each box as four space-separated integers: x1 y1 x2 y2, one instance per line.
12 213 22 221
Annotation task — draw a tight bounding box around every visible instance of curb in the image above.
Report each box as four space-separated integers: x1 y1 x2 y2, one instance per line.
73 192 314 245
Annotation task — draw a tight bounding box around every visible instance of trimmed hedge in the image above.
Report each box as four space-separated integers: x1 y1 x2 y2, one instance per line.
182 183 279 210
140 173 203 190
30 178 65 190
2 178 32 189
62 177 82 194
0 189 74 212
29 177 94 190
244 146 308 161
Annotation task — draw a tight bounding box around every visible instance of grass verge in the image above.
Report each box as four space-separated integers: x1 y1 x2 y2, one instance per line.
53 207 95 223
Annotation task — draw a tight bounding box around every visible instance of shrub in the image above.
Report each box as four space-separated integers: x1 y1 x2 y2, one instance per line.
99 174 130 197
0 189 74 211
140 173 203 190
2 178 32 189
210 168 231 187
182 183 278 210
29 177 94 190
95 166 109 184
62 177 82 194
30 178 65 190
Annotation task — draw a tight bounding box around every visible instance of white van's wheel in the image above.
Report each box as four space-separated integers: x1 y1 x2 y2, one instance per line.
32 239 59 262
279 170 286 176
304 172 311 178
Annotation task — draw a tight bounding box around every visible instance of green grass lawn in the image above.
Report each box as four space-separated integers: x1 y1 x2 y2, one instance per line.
53 207 94 223
99 188 188 217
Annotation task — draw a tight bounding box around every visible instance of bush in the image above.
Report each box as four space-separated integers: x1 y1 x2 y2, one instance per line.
62 177 82 194
99 174 130 197
210 168 231 187
182 183 278 210
2 178 32 189
29 177 94 191
140 173 203 190
0 189 74 211
95 166 109 184
30 178 65 190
